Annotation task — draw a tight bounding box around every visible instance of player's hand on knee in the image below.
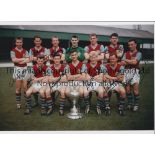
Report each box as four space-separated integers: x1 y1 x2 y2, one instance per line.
42 77 48 83
86 75 91 81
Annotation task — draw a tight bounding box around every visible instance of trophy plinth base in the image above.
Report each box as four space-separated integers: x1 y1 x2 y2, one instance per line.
67 112 83 119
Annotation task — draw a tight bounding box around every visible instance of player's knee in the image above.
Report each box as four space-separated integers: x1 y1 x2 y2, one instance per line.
125 87 131 94
60 92 65 98
104 92 108 97
133 89 139 95
59 89 65 96
98 89 104 95
120 91 126 98
26 90 31 97
98 92 103 98
16 88 21 93
84 91 89 97
45 88 51 95
65 89 70 96
16 90 20 94
133 84 139 95
119 89 126 98
39 90 45 97
133 83 139 89
79 90 84 96
79 92 84 97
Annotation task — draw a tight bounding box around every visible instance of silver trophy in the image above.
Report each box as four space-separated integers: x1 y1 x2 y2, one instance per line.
67 88 83 119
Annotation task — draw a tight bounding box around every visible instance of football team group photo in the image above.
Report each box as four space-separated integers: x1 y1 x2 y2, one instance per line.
0 24 154 131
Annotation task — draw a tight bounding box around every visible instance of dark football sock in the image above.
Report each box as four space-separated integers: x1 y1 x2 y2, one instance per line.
40 97 46 109
97 96 103 108
126 93 133 105
46 97 54 109
26 96 32 109
59 97 66 110
84 96 90 107
16 93 21 104
134 94 140 106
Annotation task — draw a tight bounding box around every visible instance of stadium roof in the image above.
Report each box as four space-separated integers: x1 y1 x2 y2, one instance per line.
0 25 154 43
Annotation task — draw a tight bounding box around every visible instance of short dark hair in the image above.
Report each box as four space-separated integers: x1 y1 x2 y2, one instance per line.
90 33 97 38
15 36 23 41
70 49 78 55
53 52 61 58
110 33 119 38
51 36 59 40
128 38 137 44
71 35 79 39
34 35 42 40
109 53 118 58
37 55 44 59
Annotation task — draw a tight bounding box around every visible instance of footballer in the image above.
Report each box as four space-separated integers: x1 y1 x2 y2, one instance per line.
65 35 85 63
121 39 142 111
84 33 105 62
48 36 66 64
45 53 69 116
24 56 51 115
103 54 126 116
104 33 124 61
82 51 106 114
10 37 30 109
65 50 85 113
29 35 49 107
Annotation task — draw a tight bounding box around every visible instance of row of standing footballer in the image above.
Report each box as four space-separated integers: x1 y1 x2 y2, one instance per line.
10 33 142 116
